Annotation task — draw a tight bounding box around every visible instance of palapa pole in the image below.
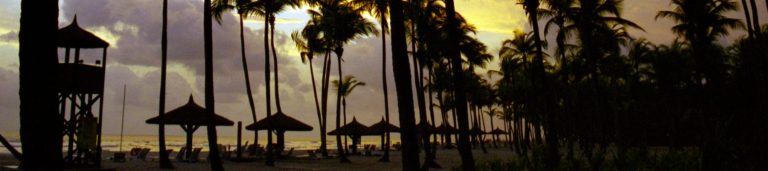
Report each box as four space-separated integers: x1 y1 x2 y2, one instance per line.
119 84 126 152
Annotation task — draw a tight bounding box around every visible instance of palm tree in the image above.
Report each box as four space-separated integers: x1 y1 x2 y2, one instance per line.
18 0 63 169
388 0 421 168
332 76 367 132
657 0 743 169
739 0 755 39
656 0 742 84
203 0 224 169
256 0 300 165
306 0 378 162
518 0 559 167
332 76 366 155
212 0 263 153
350 0 392 162
157 0 173 168
442 0 476 170
292 28 330 157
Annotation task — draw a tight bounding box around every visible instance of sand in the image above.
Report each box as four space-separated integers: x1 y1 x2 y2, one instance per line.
1 147 516 171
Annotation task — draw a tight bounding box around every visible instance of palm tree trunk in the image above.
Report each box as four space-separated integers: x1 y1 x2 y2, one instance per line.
389 0 421 169
18 0 63 169
264 11 275 167
158 0 173 168
750 0 761 37
380 17 392 162
527 1 559 169
321 52 333 157
320 53 332 157
741 0 755 39
443 0 475 169
427 68 438 152
271 17 282 113
308 58 327 157
203 0 224 169
238 13 259 154
336 52 351 163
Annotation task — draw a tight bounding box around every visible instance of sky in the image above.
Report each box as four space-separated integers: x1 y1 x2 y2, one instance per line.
0 0 767 139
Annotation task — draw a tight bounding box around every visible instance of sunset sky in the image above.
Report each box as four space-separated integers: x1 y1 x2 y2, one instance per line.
0 0 766 138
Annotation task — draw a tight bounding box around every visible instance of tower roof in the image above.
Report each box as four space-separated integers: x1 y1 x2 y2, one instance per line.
57 16 110 48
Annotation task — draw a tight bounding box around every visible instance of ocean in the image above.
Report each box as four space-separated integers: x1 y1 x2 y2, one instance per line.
0 132 401 154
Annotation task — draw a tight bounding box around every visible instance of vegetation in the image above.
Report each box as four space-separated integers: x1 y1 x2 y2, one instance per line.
14 0 768 170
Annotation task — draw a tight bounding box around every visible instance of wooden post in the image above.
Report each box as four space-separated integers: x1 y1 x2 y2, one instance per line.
237 121 242 159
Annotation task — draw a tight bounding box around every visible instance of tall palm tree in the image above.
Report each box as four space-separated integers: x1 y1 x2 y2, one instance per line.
256 0 300 165
442 0 476 170
157 0 173 168
291 29 330 157
350 0 392 162
388 0 421 168
307 0 378 162
212 0 263 152
203 0 224 170
519 0 559 168
18 0 63 169
332 75 367 130
656 0 742 84
739 0 755 39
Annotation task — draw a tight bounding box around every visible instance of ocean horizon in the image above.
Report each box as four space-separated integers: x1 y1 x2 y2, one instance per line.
0 132 403 154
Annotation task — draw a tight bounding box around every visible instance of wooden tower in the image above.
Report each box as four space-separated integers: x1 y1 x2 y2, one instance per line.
56 16 110 168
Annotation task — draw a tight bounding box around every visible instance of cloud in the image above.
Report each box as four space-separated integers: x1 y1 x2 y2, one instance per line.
0 31 16 43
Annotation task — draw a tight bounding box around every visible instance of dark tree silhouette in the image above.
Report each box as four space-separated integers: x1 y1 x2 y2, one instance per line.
212 0 263 150
443 0 476 170
388 0 421 169
203 0 224 169
157 0 173 168
18 0 63 169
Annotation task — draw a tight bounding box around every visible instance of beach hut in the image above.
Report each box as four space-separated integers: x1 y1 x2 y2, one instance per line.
245 112 313 153
146 95 234 160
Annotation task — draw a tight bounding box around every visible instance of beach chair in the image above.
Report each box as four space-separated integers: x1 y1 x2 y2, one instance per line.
189 148 202 163
129 148 142 157
279 147 294 159
137 148 150 160
112 152 127 162
176 147 188 162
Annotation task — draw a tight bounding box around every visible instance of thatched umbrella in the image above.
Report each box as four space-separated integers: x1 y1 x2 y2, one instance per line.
366 118 400 150
488 128 507 148
435 123 458 135
417 122 439 134
470 127 487 135
328 117 373 154
246 111 313 152
146 95 234 160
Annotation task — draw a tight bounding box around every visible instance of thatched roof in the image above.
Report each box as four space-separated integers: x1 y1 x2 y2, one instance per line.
435 123 458 134
145 95 234 126
417 122 439 134
366 118 400 134
245 111 313 131
489 128 507 135
58 16 110 48
328 117 372 135
470 127 486 135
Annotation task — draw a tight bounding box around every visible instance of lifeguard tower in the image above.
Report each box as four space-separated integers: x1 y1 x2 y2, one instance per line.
57 16 109 168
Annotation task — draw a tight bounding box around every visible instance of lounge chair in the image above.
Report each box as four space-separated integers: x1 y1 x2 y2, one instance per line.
176 147 188 162
189 148 202 163
136 148 150 160
112 152 127 162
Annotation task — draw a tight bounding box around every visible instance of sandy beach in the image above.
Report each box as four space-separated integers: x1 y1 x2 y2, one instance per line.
1 148 515 171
